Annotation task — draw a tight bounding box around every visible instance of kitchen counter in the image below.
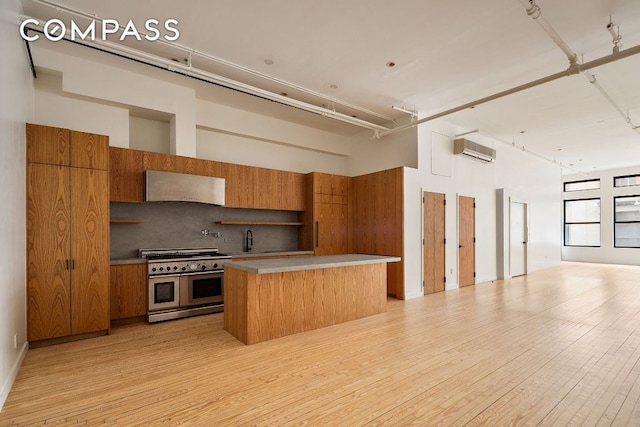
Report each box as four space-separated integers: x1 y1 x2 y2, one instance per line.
229 250 314 259
110 258 147 266
224 254 400 344
224 254 400 274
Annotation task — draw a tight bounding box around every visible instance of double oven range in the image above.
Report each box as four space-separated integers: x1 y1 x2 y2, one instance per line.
140 247 231 323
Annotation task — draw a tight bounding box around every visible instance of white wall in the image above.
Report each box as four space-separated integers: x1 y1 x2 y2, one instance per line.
0 0 33 411
34 72 129 147
563 166 640 265
398 120 562 299
130 116 170 153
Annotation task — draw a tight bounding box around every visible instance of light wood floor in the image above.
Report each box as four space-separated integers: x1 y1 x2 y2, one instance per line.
3 262 640 426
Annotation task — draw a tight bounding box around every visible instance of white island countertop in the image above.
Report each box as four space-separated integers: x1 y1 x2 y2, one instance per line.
224 254 400 274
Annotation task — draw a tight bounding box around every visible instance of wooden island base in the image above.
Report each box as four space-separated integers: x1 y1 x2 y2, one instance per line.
224 260 391 345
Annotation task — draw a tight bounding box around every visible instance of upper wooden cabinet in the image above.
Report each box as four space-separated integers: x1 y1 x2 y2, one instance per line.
312 172 348 196
109 146 305 210
110 147 145 203
27 123 108 170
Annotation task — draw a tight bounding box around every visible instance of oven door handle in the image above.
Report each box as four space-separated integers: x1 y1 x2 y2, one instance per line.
181 271 223 277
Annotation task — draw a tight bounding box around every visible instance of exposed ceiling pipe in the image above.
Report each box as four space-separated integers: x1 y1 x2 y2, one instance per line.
584 71 640 135
19 15 391 133
519 1 640 135
375 5 640 139
26 0 394 124
374 42 640 139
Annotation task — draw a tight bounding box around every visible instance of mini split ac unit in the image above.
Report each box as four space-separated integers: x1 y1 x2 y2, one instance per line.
453 138 496 163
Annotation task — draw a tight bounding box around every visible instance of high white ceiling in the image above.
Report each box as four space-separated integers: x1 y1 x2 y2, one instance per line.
20 0 640 174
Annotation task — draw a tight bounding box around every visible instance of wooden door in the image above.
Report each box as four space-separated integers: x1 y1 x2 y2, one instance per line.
71 168 110 334
27 163 71 341
510 201 527 277
26 123 70 166
423 192 446 295
458 196 476 287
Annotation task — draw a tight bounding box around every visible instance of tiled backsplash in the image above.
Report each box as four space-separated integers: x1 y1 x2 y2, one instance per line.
110 202 301 258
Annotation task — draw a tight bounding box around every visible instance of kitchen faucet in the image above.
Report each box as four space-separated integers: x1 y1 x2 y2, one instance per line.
245 229 253 252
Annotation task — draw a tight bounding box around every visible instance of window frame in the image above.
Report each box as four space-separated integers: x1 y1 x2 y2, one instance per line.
613 174 640 188
613 195 640 249
563 179 601 192
563 198 601 247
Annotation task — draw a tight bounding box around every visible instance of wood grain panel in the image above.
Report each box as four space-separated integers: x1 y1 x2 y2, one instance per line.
71 168 110 334
26 123 69 166
252 167 277 209
27 163 71 341
174 155 196 174
279 170 306 211
110 264 147 320
352 167 404 298
109 147 144 203
225 263 387 344
70 130 109 170
193 158 222 177
143 151 175 172
459 196 475 287
424 191 446 295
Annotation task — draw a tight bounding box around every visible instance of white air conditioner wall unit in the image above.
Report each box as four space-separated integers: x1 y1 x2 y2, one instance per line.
453 138 496 163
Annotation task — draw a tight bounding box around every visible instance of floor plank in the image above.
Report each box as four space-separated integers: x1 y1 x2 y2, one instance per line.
2 262 640 425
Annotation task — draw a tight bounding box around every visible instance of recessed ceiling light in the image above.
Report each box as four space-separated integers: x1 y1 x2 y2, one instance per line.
557 148 562 151
386 61 396 68
352 115 357 118
330 84 339 89
264 59 274 65
519 130 526 134
280 92 288 97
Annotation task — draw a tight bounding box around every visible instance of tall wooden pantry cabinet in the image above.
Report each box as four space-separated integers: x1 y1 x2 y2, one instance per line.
26 123 110 344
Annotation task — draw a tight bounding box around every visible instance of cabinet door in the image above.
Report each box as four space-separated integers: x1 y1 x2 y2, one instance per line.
26 123 70 166
314 202 348 255
27 163 71 341
110 147 144 202
71 168 110 334
110 264 147 320
70 131 109 170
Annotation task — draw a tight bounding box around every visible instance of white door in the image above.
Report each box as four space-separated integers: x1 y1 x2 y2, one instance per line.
510 201 527 277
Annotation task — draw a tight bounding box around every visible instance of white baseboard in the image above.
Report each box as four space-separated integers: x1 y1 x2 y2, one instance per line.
0 341 28 412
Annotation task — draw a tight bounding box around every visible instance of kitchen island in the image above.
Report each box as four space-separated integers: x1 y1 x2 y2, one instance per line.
223 254 400 344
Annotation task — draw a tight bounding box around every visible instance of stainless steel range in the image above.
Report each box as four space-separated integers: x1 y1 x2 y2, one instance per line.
140 247 231 323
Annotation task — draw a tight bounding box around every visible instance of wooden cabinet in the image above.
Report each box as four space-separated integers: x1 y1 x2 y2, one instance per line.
110 147 145 202
27 124 108 170
351 167 404 298
300 172 350 255
110 264 147 320
109 146 305 210
26 124 110 342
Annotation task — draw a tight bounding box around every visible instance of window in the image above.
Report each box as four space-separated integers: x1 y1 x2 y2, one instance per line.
564 179 601 192
614 195 640 248
614 174 640 188
564 199 601 247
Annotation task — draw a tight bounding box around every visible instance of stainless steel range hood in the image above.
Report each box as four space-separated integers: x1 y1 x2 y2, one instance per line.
145 170 226 205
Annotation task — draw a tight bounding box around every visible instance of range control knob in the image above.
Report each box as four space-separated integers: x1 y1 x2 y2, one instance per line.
151 267 157 272
173 266 178 270
181 267 186 271
213 263 218 269
201 265 207 270
159 267 164 272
